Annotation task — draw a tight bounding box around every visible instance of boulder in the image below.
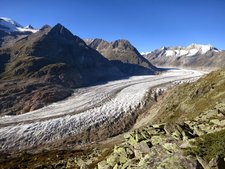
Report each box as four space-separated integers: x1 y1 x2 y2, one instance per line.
151 136 163 145
215 103 225 115
98 160 110 169
156 156 184 169
106 154 119 167
162 143 179 153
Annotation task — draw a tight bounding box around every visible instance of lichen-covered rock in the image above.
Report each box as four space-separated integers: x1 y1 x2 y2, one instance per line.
114 146 128 164
113 163 119 169
125 146 135 159
215 103 225 115
98 160 110 169
127 134 137 145
124 132 131 139
186 104 225 137
162 143 179 153
156 156 184 169
107 154 118 167
151 135 163 145
140 130 151 139
96 109 225 169
133 141 151 158
135 131 146 143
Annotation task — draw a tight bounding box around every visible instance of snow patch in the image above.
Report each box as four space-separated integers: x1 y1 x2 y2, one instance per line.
187 49 199 56
179 49 189 56
17 27 38 33
141 51 152 55
201 45 212 54
165 50 175 56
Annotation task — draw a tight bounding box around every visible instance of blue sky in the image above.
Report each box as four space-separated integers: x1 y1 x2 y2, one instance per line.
1 0 225 52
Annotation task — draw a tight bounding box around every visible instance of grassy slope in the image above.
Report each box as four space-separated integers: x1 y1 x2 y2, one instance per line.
153 69 225 123
186 129 225 162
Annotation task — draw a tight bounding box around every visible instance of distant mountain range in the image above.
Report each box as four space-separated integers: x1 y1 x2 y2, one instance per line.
143 44 225 69
0 17 157 115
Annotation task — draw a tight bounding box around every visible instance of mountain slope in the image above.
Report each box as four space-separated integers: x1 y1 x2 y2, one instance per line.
85 38 158 75
0 23 123 115
0 17 38 48
151 69 225 123
144 44 225 69
8 24 123 83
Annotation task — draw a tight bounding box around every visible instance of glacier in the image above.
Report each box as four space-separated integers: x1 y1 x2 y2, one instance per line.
0 69 206 153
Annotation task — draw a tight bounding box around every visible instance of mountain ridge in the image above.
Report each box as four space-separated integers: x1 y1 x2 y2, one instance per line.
84 38 158 75
144 44 225 69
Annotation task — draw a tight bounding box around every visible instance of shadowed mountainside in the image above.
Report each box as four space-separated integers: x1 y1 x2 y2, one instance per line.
0 24 124 115
85 38 158 75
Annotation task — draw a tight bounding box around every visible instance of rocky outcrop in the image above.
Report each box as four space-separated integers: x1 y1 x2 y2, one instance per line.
186 103 225 136
95 123 198 169
96 107 225 169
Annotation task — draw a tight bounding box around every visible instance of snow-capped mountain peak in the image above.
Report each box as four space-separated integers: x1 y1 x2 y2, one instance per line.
0 17 38 33
25 24 34 29
186 44 217 54
160 46 167 50
150 43 219 58
0 17 23 28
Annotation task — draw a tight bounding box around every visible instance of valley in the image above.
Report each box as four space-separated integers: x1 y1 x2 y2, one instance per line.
0 8 225 168
0 69 205 154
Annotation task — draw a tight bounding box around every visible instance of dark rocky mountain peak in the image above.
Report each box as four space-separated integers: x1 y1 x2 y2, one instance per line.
25 25 34 29
11 23 90 65
89 38 110 50
40 24 51 31
49 23 73 37
87 38 158 73
111 39 133 50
